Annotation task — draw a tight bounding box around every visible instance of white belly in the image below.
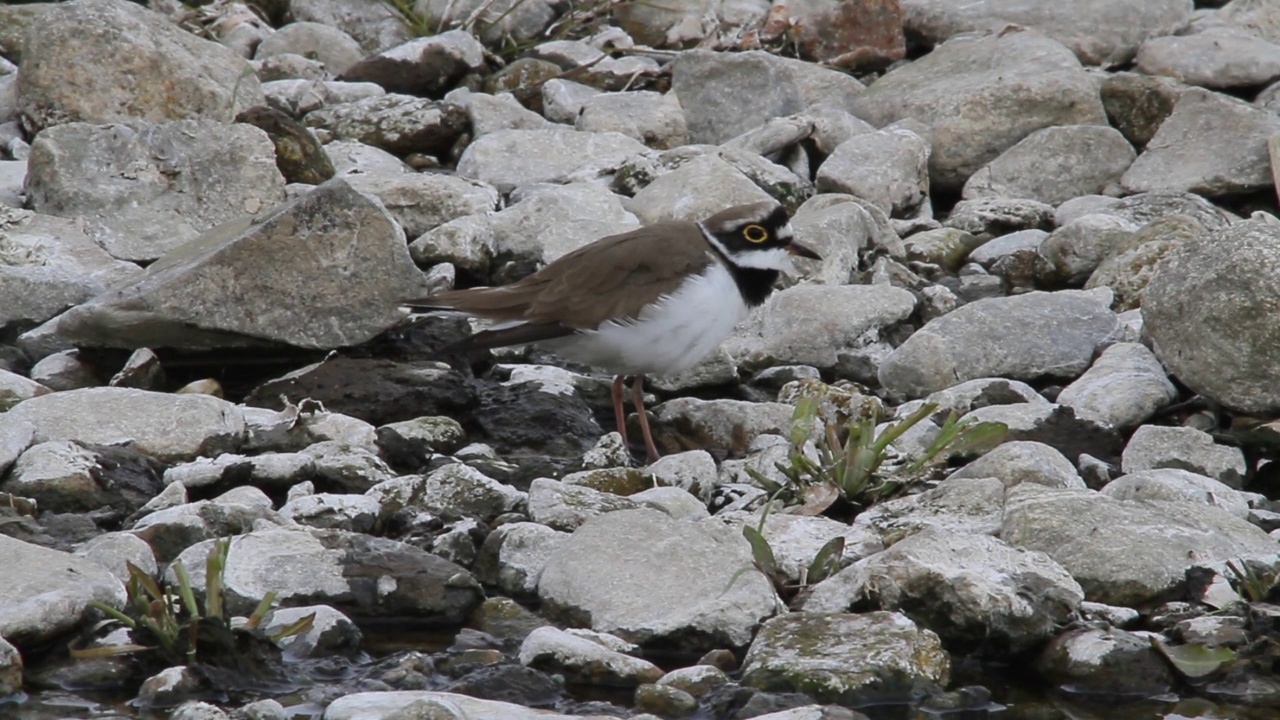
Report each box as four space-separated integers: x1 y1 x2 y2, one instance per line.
544 263 749 376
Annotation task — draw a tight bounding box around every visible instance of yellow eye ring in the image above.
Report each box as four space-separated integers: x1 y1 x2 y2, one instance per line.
742 224 769 243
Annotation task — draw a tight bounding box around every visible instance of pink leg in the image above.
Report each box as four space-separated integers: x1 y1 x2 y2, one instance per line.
611 375 630 449
631 374 661 464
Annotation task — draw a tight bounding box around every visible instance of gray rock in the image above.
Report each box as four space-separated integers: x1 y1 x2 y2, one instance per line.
1085 213 1213 312
1055 195 1125 227
1143 219 1280 413
457 91 549 138
722 284 916 372
412 182 638 275
0 534 125 645
878 290 1122 398
474 521 569 597
262 79 386 117
646 450 720 504
1121 425 1247 489
576 91 690 150
518 626 663 686
457 127 646 194
1055 342 1177 429
806 529 1082 654
1100 71 1189 150
899 0 1193 66
254 21 366 76
538 508 776 648
631 486 708 521
526 477 638 532
626 154 775 225
804 104 877 156
1098 190 1234 230
264 604 362 658
1037 627 1175 696
962 125 1135 205
0 635 19 696
671 50 805 145
301 441 395 493
3 387 243 463
790 195 888 286
0 417 34 478
949 440 1085 489
740 611 949 705
368 464 525 520
967 229 1047 266
413 0 556 45
815 127 930 217
44 178 426 351
651 398 794 458
278 493 381 533
959 402 1122 464
376 415 466 466
2 440 163 514
1220 0 1280 45
1101 468 1252 519
0 368 46 411
74 532 158 585
25 120 284 262
254 53 330 83
338 31 486 97
1001 483 1280 606
1121 88 1280 197
324 691 616 720
850 29 1107 191
169 528 482 621
343 172 497 239
904 228 983 272
15 0 264 133
728 511 883 583
129 495 284 563
289 0 414 54
326 139 410 177
897 377 1049 420
944 197 1055 236
1136 27 1280 89
854 476 1006 547
542 79 602 124
304 94 468 157
0 209 143 330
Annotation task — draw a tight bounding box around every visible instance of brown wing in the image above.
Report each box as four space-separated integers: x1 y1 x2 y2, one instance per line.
406 222 713 340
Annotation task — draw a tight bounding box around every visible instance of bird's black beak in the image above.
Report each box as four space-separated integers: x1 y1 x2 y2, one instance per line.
786 240 822 261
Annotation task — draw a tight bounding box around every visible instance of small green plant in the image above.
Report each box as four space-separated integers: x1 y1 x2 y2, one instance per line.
749 397 1007 515
78 538 314 666
1227 559 1280 603
725 499 846 605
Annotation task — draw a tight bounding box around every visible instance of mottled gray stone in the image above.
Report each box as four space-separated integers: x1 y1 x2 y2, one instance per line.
962 125 1135 205
254 21 366 76
1136 27 1280 90
1121 425 1247 489
576 91 689 150
671 50 804 144
0 534 125 645
950 440 1085 489
815 127 930 217
457 128 646 194
1101 468 1252 519
343 172 497 239
1056 342 1178 429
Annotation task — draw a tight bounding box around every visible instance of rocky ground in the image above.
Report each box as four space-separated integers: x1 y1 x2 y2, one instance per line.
3 0 1280 719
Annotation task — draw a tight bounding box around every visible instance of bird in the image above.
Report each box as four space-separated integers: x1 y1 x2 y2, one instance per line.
404 200 821 464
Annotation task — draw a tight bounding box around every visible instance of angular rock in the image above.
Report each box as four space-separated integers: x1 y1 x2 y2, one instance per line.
651 398 794 458
789 195 886 285
671 50 805 145
3 387 243 463
278 493 380 533
1100 72 1188 149
518 626 663 687
626 155 776 225
45 179 427 351
74 532 159 584
899 0 1192 66
962 125 1135 205
338 31 486 97
253 21 367 77
323 691 616 720
943 197 1054 236
850 29 1107 191
740 611 949 705
15 0 264 133
263 79 386 117
0 534 125 645
0 208 143 330
1121 425 1247 489
576 91 690 150
368 464 525 520
783 0 906 69
878 290 1122 398
343 171 497 239
1085 213 1212 312
949 440 1085 489
303 94 468 157
25 120 285 262
538 508 776 648
1 440 164 514
414 0 556 45
1136 27 1280 90
457 128 646 194
1037 627 1175 696
805 529 1083 654
1121 88 1280 197
722 284 916 372
852 477 1006 547
169 528 482 622
526 478 638 532
815 127 930 217
1001 483 1280 606
960 402 1123 464
474 521 569 597
1055 342 1178 429
289 0 415 54
1143 219 1280 413
129 495 284 563
1101 468 1252 519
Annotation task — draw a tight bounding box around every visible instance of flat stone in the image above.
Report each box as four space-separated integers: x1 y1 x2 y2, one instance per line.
323 691 618 720
1136 27 1280 90
962 125 1135 205
457 127 646 194
949 440 1085 489
1055 342 1178 429
44 179 427 351
671 50 805 145
0 534 125 646
815 127 930 217
1121 425 1247 489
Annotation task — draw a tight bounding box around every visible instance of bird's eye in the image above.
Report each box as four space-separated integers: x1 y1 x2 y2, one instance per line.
742 224 769 243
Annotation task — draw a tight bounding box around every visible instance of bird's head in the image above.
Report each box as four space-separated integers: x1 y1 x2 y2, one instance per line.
698 201 821 272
